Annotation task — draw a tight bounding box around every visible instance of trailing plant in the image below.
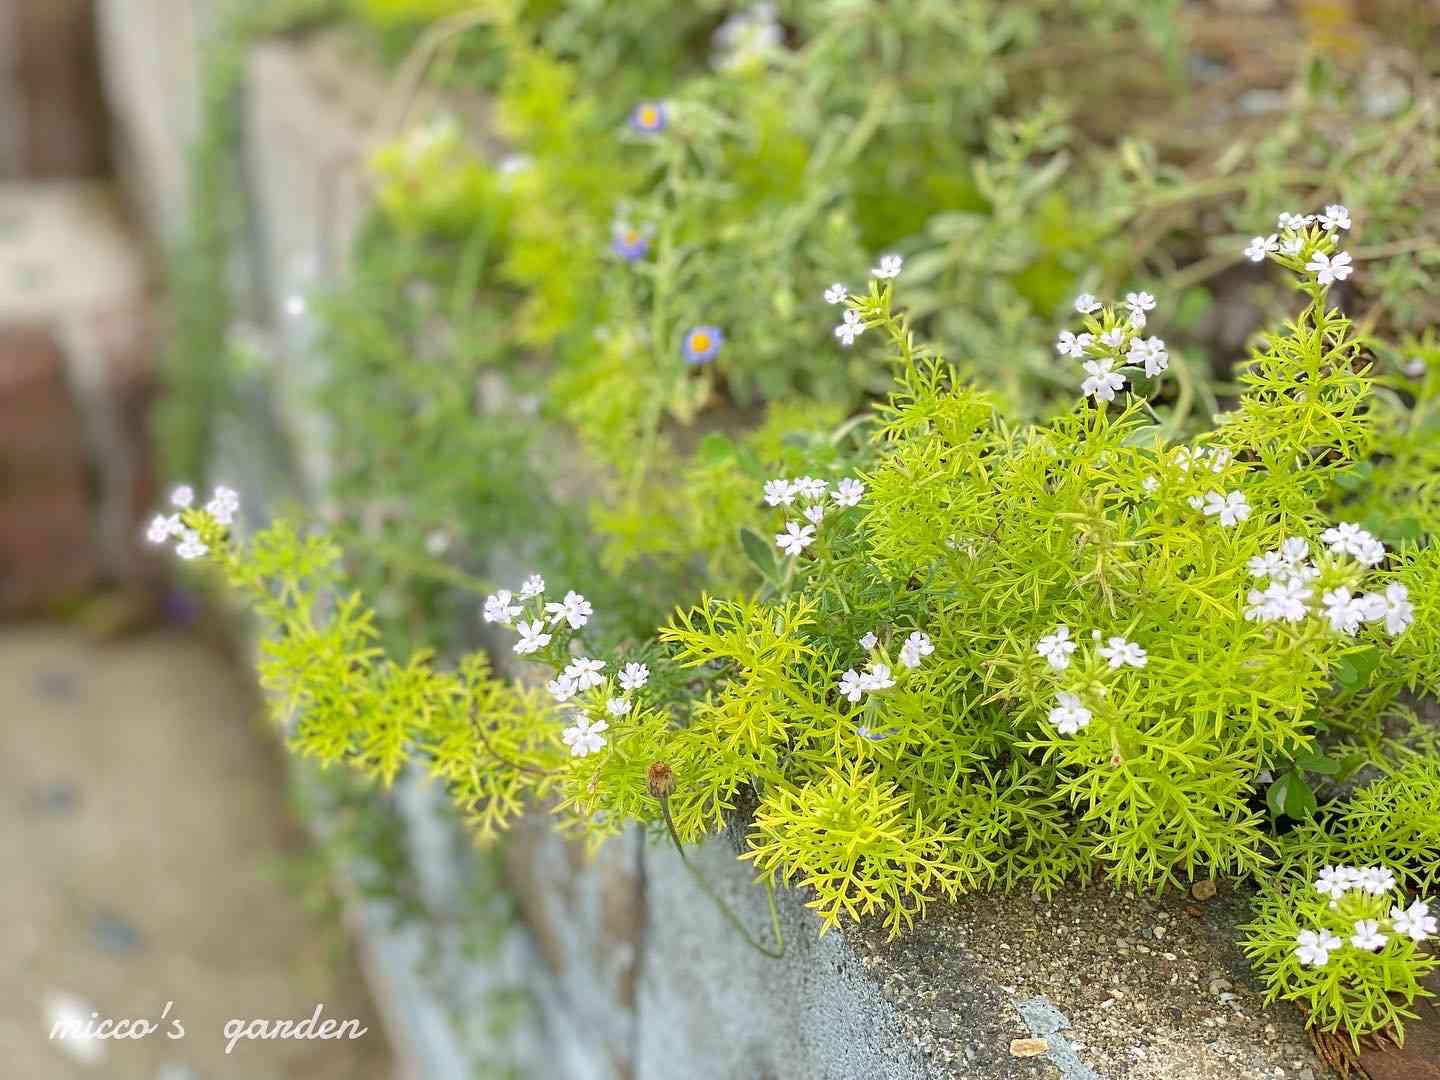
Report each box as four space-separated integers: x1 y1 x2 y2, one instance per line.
151 215 1437 1043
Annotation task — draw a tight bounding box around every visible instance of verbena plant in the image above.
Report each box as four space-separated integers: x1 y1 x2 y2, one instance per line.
153 213 1437 1043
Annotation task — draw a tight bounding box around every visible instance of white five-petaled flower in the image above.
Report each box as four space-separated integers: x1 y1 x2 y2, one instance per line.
862 663 895 692
1320 204 1351 231
1367 583 1413 636
561 715 608 758
1036 625 1077 670
1257 577 1313 623
1142 476 1159 494
1277 211 1314 231
776 521 816 557
1280 236 1304 257
1392 900 1436 943
546 590 593 630
794 476 828 500
513 620 551 655
605 697 631 717
1126 336 1169 377
146 513 182 544
484 589 523 625
205 485 240 525
1321 588 1368 636
835 308 866 346
1124 290 1156 318
1073 293 1101 315
832 477 865 506
1358 865 1397 896
1307 250 1353 286
859 631 878 650
1249 551 1287 579
823 283 849 304
1098 636 1148 669
1099 328 1125 348
170 485 195 509
898 631 934 670
1056 330 1093 358
1202 490 1250 527
804 504 825 525
1081 359 1126 402
618 662 650 691
561 657 606 691
175 529 208 560
547 677 577 703
764 478 798 506
1295 929 1342 967
1048 692 1092 735
872 254 903 279
1350 919 1388 952
838 668 867 703
1320 522 1385 565
520 574 546 600
1244 234 1279 263
1315 865 1358 899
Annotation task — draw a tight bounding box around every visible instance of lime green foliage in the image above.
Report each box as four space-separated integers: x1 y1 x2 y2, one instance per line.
369 117 506 236
1243 757 1440 1043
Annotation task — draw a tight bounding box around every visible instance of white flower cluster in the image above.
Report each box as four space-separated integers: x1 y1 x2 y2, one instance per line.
1294 864 1435 967
484 573 594 656
145 484 240 561
837 629 933 705
1036 625 1147 737
1243 532 1413 637
823 255 903 345
1188 489 1251 527
765 476 865 557
1057 291 1169 403
1244 206 1353 286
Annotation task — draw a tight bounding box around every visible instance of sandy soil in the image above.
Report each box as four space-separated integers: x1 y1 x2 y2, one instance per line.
0 623 393 1079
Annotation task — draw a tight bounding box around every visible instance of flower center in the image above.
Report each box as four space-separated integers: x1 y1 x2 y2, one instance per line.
639 106 658 127
689 332 711 353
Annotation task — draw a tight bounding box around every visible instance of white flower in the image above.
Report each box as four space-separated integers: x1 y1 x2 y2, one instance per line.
1099 328 1125 348
804 504 825 525
898 631 934 670
1279 537 1310 565
1048 692 1092 735
1280 236 1304 257
1249 551 1287 579
425 530 451 556
513 620 551 655
561 715 608 757
1036 625 1077 671
618 662 650 691
547 677 577 703
170 485 195 509
1208 448 1232 473
831 477 865 506
1316 865 1357 899
1295 929 1342 967
484 589 522 625
146 513 182 544
1404 357 1427 378
1277 211 1314 231
764 478 798 506
174 529 208 560
1202 490 1250 527
1142 476 1159 494
519 574 546 599
1244 234 1280 262
794 476 828 500
835 308 866 346
776 521 816 557
824 283 849 304
861 663 895 692
1392 900 1436 943
1056 330 1094 358
1321 588 1367 635
1307 250 1353 286
1124 291 1157 318
561 657 606 691
605 696 632 717
1350 919 1387 952
1374 583 1413 636
1081 359 1126 402
1259 577 1313 623
1359 865 1397 896
1126 336 1169 376
838 668 867 703
1073 293 1101 314
1354 535 1387 567
1098 636 1147 669
872 254 903 279
205 485 240 525
546 590 593 630
1320 522 1382 563
1320 204 1351 231
859 631 878 650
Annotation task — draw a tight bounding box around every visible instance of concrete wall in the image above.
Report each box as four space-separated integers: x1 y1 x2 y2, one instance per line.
93 13 1334 1080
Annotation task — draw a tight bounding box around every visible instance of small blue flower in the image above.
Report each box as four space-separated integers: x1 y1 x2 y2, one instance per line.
682 325 724 365
611 223 650 261
630 102 667 134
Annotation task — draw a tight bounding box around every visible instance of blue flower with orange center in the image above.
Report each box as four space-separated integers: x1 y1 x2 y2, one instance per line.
682 325 723 365
630 102 667 134
611 223 650 261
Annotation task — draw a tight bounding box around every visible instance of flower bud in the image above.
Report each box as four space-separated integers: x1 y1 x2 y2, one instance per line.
647 762 675 799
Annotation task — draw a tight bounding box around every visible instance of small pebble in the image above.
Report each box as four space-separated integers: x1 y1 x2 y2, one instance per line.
1010 1037 1049 1057
1191 879 1218 901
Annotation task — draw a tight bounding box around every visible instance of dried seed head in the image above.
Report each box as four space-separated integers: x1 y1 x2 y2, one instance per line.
647 762 675 799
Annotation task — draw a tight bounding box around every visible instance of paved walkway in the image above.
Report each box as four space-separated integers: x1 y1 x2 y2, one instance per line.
1 624 392 1079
